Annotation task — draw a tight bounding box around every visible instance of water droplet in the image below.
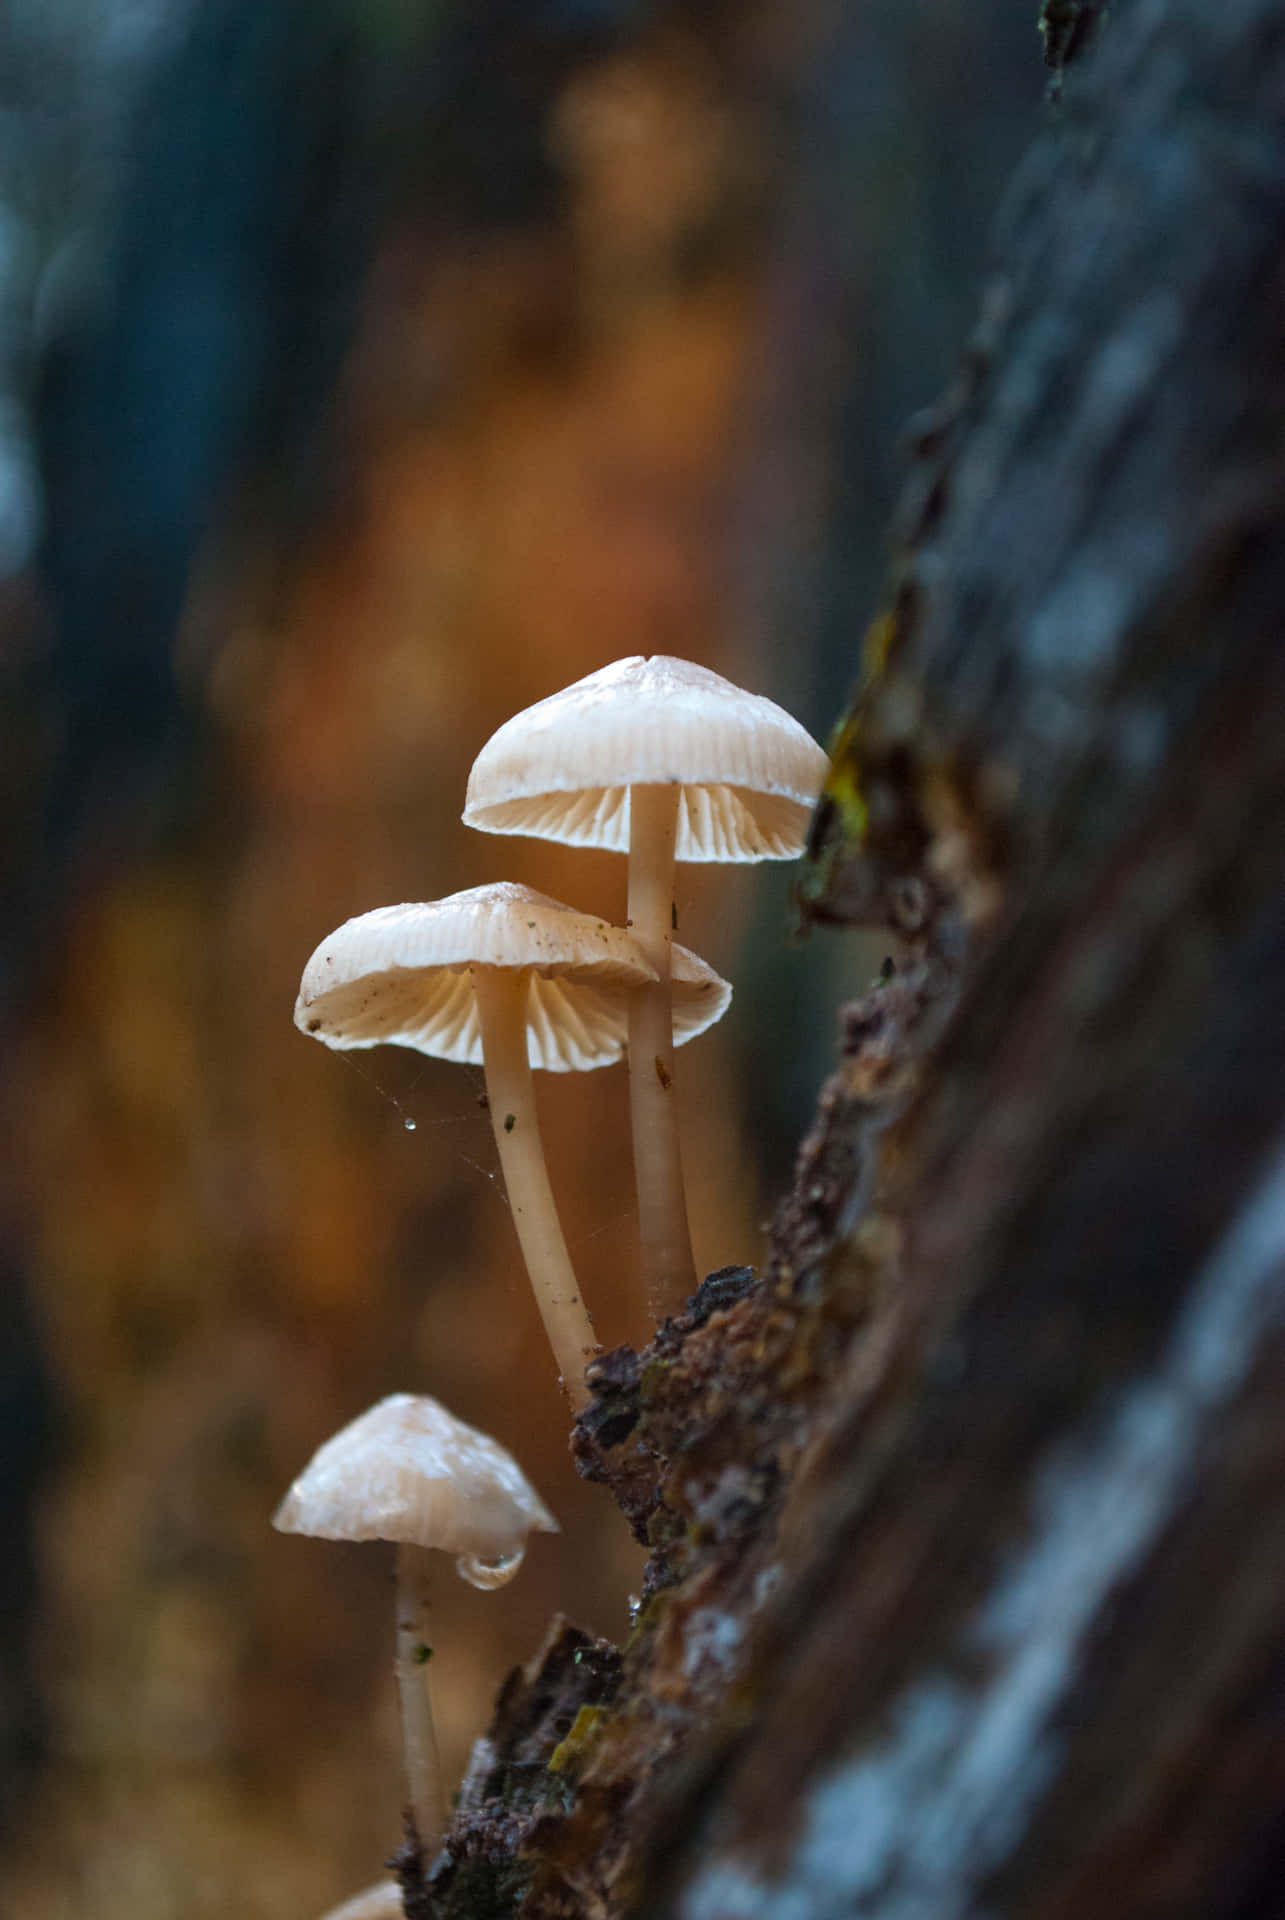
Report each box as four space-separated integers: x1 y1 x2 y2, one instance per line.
627 1593 642 1623
404 1117 417 1132
457 1547 525 1591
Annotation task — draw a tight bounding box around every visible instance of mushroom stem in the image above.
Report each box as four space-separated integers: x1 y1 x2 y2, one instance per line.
473 965 596 1408
627 781 697 1310
394 1544 449 1856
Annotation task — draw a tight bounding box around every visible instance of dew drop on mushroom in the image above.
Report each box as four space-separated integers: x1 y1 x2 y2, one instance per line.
456 1547 526 1590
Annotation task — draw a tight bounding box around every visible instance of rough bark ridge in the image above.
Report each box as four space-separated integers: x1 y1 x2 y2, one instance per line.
416 4 1285 1916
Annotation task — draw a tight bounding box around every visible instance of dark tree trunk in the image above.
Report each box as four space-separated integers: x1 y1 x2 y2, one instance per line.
421 4 1285 1916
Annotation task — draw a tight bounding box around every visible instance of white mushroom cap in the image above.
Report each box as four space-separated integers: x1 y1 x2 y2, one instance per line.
318 1881 404 1920
294 882 731 1072
273 1394 558 1561
462 655 830 861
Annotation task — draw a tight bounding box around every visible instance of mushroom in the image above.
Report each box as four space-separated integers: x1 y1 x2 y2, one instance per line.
274 1393 557 1858
294 882 730 1406
318 1881 404 1920
461 657 829 1305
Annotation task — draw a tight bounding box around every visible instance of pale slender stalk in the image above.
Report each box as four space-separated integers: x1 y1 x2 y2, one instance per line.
474 965 596 1408
394 1544 448 1855
627 782 697 1311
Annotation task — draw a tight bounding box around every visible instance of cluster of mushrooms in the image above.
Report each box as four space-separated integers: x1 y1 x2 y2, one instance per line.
272 656 829 1918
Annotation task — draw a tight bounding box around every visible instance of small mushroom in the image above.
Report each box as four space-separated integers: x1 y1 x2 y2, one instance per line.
274 1393 557 1859
462 657 829 1305
294 883 730 1405
317 1881 404 1920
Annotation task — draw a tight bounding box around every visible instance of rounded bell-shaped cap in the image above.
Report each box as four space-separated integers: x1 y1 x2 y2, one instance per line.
462 655 830 862
273 1394 558 1563
294 883 731 1072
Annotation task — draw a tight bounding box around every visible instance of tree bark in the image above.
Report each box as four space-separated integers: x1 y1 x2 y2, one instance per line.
417 4 1285 1916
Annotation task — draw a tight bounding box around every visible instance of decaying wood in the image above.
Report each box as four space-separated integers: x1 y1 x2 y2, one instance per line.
415 959 948 1919
400 1622 622 1919
413 2 1285 1915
